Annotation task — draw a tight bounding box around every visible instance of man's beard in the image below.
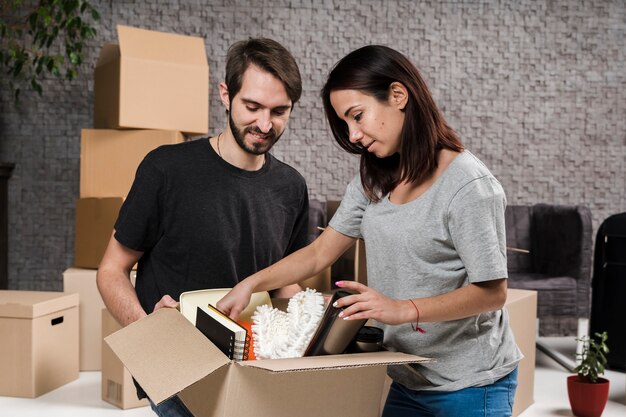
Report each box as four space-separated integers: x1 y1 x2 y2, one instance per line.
228 111 283 155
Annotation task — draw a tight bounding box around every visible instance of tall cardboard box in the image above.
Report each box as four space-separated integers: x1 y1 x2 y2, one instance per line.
101 308 149 409
63 268 106 371
93 25 209 135
0 290 79 397
506 288 537 416
106 308 428 417
74 197 124 269
80 129 184 198
63 268 136 371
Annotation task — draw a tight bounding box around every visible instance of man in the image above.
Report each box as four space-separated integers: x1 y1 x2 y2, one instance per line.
97 38 309 417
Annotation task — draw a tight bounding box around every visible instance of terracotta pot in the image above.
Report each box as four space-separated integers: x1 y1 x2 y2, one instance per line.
567 375 610 417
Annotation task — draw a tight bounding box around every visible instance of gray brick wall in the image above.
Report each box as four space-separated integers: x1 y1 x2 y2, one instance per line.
1 0 624 290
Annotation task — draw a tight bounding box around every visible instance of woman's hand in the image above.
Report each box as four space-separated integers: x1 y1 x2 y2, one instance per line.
333 281 414 325
216 279 255 321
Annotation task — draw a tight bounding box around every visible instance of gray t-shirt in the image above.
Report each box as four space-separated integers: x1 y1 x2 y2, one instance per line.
329 150 521 392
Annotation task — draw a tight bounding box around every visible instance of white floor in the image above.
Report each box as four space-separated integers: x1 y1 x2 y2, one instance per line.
1 337 624 417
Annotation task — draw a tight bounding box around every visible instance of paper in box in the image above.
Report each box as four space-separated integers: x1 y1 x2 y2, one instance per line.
93 25 209 135
0 290 79 398
106 308 428 417
80 129 184 198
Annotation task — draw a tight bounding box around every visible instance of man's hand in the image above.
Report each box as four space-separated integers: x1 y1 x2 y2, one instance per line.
153 294 179 312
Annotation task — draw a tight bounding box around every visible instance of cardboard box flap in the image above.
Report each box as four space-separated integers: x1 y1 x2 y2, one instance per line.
117 25 207 66
96 43 120 66
241 350 428 373
0 291 79 318
105 308 229 404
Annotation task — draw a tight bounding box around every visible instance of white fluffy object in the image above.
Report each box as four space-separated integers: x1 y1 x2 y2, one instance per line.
251 288 325 359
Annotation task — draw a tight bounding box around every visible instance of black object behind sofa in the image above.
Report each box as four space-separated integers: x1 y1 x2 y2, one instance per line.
589 212 626 371
505 204 593 337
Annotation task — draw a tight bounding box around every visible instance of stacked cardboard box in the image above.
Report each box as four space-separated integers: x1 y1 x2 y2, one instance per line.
77 24 208 271
63 24 209 408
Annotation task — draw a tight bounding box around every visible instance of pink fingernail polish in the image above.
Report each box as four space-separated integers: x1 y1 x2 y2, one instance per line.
336 281 343 287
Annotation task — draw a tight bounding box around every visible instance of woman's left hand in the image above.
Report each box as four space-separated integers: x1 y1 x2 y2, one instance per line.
334 281 414 325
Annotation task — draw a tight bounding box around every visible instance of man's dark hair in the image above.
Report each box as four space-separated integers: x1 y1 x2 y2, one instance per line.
225 38 302 104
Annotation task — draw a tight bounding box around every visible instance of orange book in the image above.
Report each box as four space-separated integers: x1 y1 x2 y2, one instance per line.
237 321 256 360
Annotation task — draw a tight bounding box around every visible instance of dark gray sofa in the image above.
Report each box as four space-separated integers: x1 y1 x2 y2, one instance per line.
505 204 593 336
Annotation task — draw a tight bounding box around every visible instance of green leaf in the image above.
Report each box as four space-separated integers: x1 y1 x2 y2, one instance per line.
12 61 24 77
69 51 79 65
31 79 42 95
66 67 76 80
3 0 101 101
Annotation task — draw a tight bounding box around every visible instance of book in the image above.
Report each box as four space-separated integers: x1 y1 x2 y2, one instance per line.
303 290 367 356
195 305 250 361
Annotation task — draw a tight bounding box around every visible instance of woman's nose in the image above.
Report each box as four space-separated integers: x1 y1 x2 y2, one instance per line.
349 128 363 143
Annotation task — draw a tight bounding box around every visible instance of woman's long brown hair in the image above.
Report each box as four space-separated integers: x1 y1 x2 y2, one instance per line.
322 45 463 202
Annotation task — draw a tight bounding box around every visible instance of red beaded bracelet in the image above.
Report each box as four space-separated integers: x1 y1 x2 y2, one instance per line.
408 299 426 333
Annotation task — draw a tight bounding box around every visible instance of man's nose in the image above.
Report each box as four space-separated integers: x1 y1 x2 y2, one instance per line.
257 112 272 133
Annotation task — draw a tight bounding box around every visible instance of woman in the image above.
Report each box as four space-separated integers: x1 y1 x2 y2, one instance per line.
217 45 521 417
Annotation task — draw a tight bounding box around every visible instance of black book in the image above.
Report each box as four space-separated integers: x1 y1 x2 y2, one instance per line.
195 305 250 361
304 290 367 356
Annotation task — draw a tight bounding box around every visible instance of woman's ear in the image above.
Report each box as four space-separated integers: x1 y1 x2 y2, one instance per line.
389 82 408 110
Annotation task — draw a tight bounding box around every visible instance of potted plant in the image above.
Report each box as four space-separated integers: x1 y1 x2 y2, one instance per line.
567 331 610 417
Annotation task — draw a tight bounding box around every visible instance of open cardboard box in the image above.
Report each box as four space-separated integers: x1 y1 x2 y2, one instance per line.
94 25 208 135
101 308 149 409
106 307 428 417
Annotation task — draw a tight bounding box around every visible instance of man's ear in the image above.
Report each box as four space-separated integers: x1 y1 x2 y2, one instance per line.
219 82 230 111
389 82 408 110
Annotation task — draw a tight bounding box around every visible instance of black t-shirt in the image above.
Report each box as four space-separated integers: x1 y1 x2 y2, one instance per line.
114 138 309 314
